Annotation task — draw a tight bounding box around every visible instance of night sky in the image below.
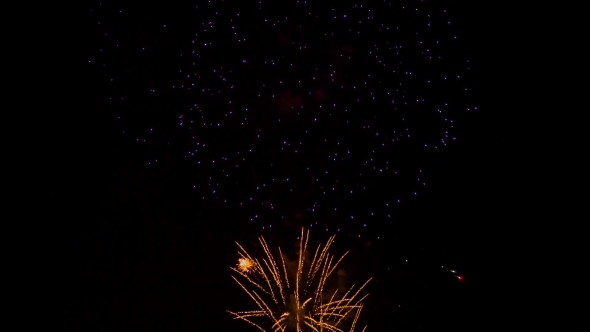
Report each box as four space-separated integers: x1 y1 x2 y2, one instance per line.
35 1 583 331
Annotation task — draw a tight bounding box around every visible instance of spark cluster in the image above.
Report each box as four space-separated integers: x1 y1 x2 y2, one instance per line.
90 0 476 231
229 229 371 331
238 257 256 273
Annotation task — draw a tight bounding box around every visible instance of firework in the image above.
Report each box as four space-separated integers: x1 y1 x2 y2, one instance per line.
238 257 256 273
228 228 371 332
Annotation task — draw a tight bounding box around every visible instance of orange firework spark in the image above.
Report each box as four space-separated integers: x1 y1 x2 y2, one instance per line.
228 228 371 332
238 257 256 273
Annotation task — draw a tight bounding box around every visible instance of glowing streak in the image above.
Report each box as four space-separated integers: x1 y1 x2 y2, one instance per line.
307 244 321 287
279 247 290 289
227 310 266 332
260 237 286 305
349 305 363 332
230 266 269 295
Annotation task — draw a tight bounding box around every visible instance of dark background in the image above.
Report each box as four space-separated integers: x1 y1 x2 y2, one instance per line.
29 1 583 331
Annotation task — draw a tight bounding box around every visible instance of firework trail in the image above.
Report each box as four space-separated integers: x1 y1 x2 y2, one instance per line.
228 228 371 332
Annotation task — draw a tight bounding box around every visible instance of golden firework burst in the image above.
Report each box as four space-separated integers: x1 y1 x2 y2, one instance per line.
238 257 256 273
228 228 371 332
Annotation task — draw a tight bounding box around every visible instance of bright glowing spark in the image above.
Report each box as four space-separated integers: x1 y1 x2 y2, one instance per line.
228 228 371 331
239 257 256 273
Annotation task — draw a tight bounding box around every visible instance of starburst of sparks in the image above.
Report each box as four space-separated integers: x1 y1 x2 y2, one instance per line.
239 257 256 273
228 228 371 332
